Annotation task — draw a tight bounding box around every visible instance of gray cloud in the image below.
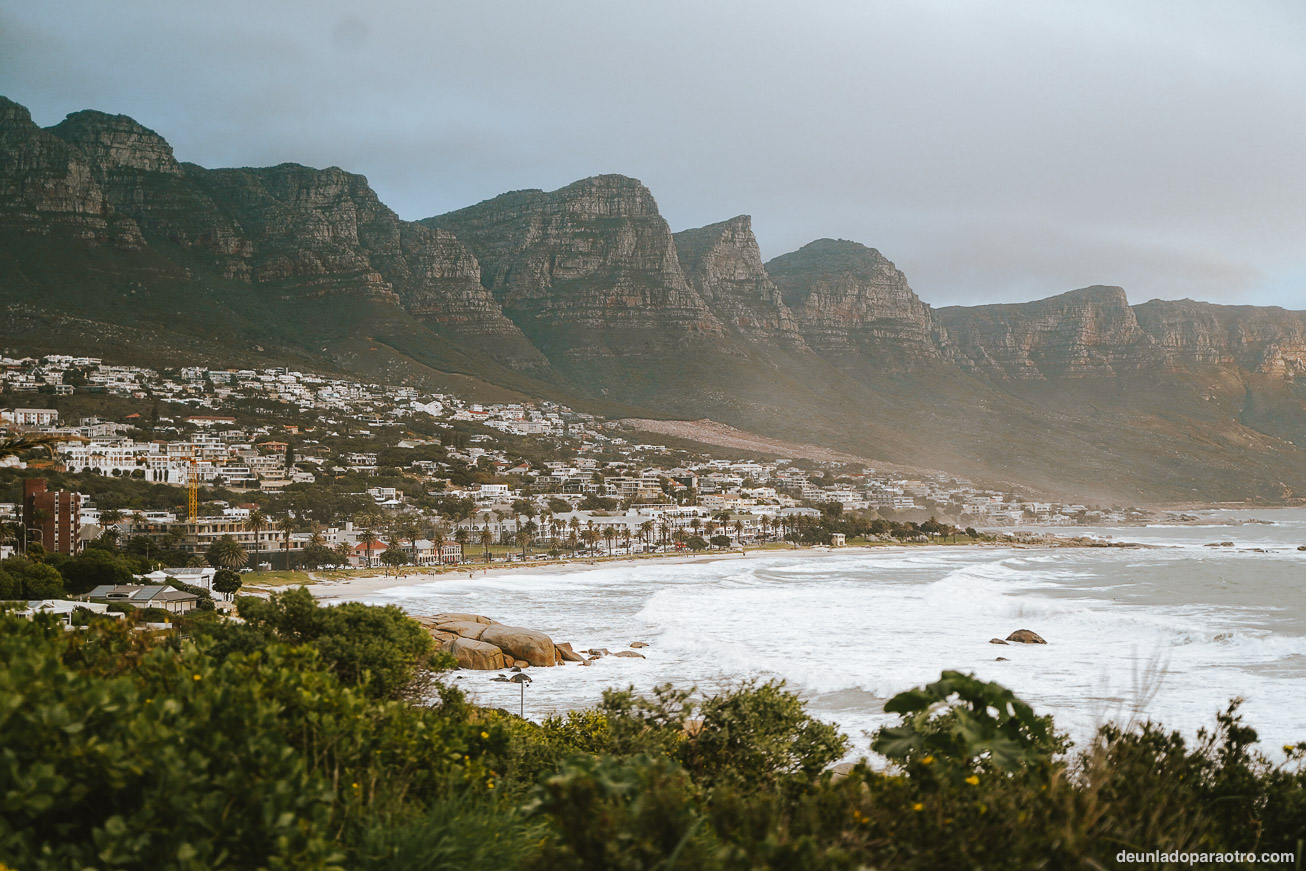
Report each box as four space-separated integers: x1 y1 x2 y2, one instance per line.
1 0 1303 308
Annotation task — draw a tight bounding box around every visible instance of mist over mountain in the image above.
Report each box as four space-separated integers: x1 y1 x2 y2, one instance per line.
3 95 1304 504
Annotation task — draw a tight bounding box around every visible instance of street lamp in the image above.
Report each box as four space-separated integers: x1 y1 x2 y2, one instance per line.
509 672 532 718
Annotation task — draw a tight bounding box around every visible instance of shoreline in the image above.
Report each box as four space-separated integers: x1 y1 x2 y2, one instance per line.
296 536 1129 602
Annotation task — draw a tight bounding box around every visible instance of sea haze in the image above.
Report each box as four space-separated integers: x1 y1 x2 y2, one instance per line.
364 508 1306 760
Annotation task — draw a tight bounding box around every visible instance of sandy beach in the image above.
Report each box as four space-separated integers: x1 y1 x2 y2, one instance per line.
301 545 882 602
296 541 1074 602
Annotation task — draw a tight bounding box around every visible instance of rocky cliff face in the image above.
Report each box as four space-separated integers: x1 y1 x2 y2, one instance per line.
425 175 724 362
673 216 806 347
1134 299 1306 377
938 289 1306 381
49 110 182 175
938 286 1159 380
0 97 141 246
765 239 951 367
2 101 541 364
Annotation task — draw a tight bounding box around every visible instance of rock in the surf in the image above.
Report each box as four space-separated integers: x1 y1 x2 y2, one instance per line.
989 638 1009 645
449 636 507 670
1006 629 1047 644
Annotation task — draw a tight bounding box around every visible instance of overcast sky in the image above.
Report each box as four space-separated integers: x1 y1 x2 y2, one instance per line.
3 0 1304 308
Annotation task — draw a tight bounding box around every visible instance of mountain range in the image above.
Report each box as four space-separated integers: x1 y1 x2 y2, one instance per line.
2 95 1304 504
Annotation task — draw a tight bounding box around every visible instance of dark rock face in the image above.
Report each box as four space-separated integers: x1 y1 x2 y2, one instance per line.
426 175 725 362
765 239 952 368
2 100 542 364
50 110 183 175
0 96 136 245
1133 299 1306 376
938 286 1156 380
674 216 806 346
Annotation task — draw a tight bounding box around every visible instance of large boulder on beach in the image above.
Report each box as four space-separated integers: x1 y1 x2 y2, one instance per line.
449 636 507 670
432 620 491 640
1006 629 1047 644
432 613 498 625
480 624 558 667
556 642 585 663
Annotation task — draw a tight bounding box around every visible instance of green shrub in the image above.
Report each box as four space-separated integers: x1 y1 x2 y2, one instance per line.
233 587 441 699
0 615 498 870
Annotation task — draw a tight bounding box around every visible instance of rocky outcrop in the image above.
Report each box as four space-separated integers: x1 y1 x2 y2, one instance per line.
939 286 1158 380
425 175 725 363
0 96 140 246
448 636 507 670
50 110 183 176
765 239 951 368
420 613 565 669
1005 629 1047 644
479 624 557 668
1133 299 1306 376
674 216 806 346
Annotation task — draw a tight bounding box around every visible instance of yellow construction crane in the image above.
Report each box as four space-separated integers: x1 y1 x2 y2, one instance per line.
185 452 230 522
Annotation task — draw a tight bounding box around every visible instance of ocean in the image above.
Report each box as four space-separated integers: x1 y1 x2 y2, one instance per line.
364 507 1306 760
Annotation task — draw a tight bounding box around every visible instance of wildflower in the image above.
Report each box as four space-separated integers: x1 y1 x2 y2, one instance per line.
192 674 201 681
965 775 980 786
912 803 924 812
920 755 935 765
481 731 489 739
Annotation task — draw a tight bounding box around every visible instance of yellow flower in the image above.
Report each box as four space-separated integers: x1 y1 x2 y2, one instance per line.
1285 745 1295 753
192 674 202 681
481 731 489 739
920 755 934 765
964 775 980 786
912 803 924 812
352 782 360 789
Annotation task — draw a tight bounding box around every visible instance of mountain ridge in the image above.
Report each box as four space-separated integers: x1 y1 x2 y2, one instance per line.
2 95 1304 504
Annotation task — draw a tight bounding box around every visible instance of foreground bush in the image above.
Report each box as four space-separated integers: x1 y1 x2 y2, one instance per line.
2 606 1303 870
0 615 498 870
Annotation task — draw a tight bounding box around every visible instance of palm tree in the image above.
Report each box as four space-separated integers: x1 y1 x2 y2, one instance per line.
244 509 268 568
733 519 745 545
454 526 470 564
431 524 446 567
334 541 353 568
639 520 655 551
0 430 84 463
479 526 493 563
621 527 632 553
359 528 378 568
206 535 248 571
581 526 600 553
659 520 671 547
602 526 616 556
400 515 421 564
515 528 532 560
275 514 296 569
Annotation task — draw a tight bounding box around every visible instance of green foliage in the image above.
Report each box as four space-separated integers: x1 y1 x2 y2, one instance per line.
0 616 497 870
212 568 242 596
233 587 440 699
0 556 65 599
205 534 248 570
58 548 137 595
522 755 711 871
872 670 1064 777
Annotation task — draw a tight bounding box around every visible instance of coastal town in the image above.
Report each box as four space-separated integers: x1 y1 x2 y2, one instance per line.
1 351 1155 582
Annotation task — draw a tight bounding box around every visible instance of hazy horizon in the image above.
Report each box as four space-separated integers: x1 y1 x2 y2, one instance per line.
4 0 1303 309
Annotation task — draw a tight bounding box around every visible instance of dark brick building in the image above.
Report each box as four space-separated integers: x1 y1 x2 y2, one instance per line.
23 478 81 555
